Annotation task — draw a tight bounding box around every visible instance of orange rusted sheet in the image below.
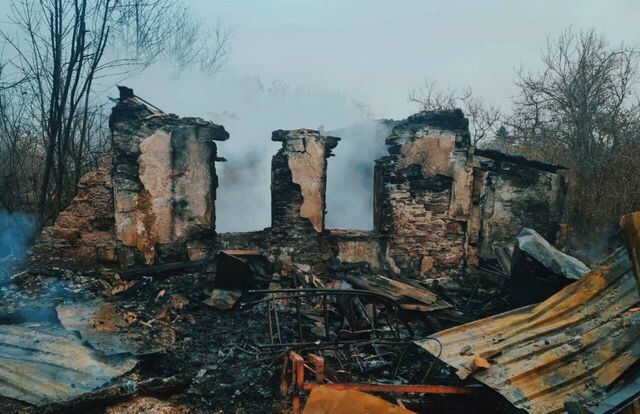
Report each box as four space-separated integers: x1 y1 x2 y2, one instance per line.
302 385 415 414
286 351 478 414
417 246 640 414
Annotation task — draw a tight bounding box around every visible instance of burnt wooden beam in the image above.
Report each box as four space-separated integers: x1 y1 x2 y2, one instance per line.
121 259 210 280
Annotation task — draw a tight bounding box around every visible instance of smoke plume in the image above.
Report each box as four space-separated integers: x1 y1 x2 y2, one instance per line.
0 211 36 280
129 69 392 232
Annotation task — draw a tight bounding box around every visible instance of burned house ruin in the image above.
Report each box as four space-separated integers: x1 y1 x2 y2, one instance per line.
16 88 640 414
35 88 567 282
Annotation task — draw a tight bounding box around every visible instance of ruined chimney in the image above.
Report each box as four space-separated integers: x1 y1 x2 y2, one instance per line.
374 110 472 279
271 129 340 234
110 88 229 266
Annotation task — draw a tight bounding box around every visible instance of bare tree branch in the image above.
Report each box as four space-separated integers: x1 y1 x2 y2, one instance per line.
510 27 640 236
409 79 501 145
0 0 231 223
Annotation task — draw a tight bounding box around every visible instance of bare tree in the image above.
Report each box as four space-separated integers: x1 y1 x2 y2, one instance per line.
0 59 41 214
409 80 501 145
513 28 639 165
510 28 640 237
0 0 231 223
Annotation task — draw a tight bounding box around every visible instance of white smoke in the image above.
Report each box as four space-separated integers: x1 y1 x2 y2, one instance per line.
325 120 393 230
0 211 37 280
128 69 390 232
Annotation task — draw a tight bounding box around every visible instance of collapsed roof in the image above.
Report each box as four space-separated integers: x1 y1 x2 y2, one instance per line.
417 245 640 413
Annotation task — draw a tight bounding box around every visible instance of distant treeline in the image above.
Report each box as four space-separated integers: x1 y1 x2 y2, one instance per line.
411 28 640 247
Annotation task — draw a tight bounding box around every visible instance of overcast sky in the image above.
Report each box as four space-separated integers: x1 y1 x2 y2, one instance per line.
1 0 638 120
180 0 640 118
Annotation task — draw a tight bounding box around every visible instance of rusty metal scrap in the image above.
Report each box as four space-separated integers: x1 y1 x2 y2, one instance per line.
248 288 414 348
513 227 590 280
508 227 590 306
417 246 640 414
56 299 173 355
283 351 480 414
301 386 415 414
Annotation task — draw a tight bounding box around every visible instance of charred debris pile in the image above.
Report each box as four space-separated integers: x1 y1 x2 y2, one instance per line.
2 87 639 413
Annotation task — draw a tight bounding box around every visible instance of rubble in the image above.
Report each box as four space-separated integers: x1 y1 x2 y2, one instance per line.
0 265 293 413
105 396 191 414
203 289 242 310
56 299 174 355
43 375 192 413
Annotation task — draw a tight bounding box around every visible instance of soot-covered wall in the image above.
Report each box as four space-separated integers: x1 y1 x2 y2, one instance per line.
110 88 228 266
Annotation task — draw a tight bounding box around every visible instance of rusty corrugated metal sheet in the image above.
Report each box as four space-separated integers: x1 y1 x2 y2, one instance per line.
0 322 137 405
417 246 640 414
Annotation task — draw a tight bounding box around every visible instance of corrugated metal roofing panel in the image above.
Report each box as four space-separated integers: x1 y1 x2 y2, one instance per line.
417 247 640 414
0 322 137 405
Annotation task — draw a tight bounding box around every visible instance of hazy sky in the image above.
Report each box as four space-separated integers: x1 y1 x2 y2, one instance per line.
182 0 640 119
1 0 638 118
